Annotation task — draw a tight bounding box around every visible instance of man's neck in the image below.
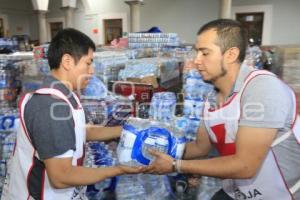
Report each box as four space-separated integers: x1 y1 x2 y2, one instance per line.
51 70 73 91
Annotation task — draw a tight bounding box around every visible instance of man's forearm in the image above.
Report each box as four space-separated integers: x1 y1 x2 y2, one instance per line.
180 155 255 179
49 166 123 189
183 140 211 160
86 125 122 141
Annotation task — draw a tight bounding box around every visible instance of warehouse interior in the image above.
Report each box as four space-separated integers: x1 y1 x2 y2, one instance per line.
1 0 300 199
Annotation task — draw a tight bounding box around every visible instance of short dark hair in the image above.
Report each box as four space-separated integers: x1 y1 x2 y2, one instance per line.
48 28 96 70
197 19 248 63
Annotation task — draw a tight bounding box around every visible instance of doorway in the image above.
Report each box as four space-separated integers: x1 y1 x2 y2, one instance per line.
0 18 4 37
50 22 63 39
236 12 264 45
104 19 123 45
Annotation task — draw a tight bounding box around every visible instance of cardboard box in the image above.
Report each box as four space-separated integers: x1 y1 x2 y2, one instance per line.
127 75 159 88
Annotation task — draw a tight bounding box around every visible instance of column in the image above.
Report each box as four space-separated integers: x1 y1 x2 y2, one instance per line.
62 7 75 28
31 0 49 43
219 0 232 19
62 0 77 28
125 0 144 32
37 10 48 44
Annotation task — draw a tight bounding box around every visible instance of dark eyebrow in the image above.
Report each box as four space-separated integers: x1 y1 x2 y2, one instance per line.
195 47 209 51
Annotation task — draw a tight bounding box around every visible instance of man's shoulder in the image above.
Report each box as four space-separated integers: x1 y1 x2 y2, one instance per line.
24 92 72 120
244 73 287 94
27 92 68 108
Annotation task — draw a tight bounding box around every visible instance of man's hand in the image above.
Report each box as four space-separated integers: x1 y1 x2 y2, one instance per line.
145 149 174 175
118 165 146 174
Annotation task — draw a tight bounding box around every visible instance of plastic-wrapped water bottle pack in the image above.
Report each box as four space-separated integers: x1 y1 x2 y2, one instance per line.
128 33 178 39
84 142 117 200
0 108 19 197
197 176 222 200
125 48 158 59
116 174 172 200
117 117 186 167
118 59 158 80
81 98 132 127
174 116 201 142
115 117 177 200
149 92 177 122
128 33 180 49
182 69 216 141
183 69 215 100
82 75 108 99
0 54 33 107
32 45 50 76
245 45 263 69
93 51 128 83
118 57 180 81
35 58 50 76
0 38 18 52
81 74 132 126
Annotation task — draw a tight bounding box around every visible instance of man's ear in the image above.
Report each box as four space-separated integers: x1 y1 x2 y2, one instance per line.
225 47 240 64
60 54 74 71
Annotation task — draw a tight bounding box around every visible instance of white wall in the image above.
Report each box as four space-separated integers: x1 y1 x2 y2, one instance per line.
0 0 299 45
47 0 130 45
232 0 300 45
0 0 37 39
47 0 65 18
140 0 220 44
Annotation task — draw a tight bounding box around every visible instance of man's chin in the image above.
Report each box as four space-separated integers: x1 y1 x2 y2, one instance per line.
201 74 210 81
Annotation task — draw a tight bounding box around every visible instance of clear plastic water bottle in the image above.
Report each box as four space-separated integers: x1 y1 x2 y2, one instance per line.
117 127 139 166
197 176 222 200
116 175 147 200
1 132 16 160
149 92 176 122
85 141 117 199
141 136 156 160
155 136 169 154
142 174 171 200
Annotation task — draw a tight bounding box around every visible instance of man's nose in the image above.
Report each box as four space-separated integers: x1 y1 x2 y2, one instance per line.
89 65 95 75
194 52 203 67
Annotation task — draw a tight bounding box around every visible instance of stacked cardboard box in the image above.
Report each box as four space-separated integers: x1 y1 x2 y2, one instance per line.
279 45 300 111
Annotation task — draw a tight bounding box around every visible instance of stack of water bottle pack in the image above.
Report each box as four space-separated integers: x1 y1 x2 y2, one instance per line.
0 108 19 196
149 92 177 122
118 57 180 85
118 58 159 81
159 46 193 62
125 48 158 59
81 75 132 199
128 33 180 49
0 56 23 108
180 69 216 141
181 70 222 200
11 53 43 95
245 45 263 69
33 44 51 76
81 75 133 126
0 38 18 53
93 51 128 84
